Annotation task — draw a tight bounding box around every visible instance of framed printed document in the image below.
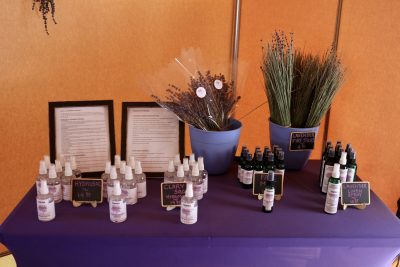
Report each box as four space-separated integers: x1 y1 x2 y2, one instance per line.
49 100 116 177
121 102 184 178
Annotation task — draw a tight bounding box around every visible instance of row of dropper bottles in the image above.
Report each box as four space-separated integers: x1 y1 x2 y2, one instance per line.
238 145 285 189
165 153 208 201
320 141 357 194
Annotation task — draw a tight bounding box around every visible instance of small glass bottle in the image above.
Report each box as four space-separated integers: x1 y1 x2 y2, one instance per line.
119 161 126 181
101 161 111 199
198 157 208 194
37 180 56 222
134 161 147 198
321 148 335 194
189 153 196 170
183 158 190 180
61 162 75 201
346 150 357 182
180 182 198 225
237 145 247 183
262 171 275 213
121 165 137 205
242 153 253 189
339 152 348 184
47 164 62 203
36 160 48 194
175 164 185 182
324 163 341 214
173 154 181 171
345 143 352 154
319 141 332 187
253 153 264 181
191 162 203 200
107 166 118 202
164 160 175 183
114 155 121 174
253 146 261 162
276 151 285 177
109 180 127 223
262 146 270 166
239 148 249 185
129 156 136 174
265 152 275 172
55 160 63 179
71 156 82 178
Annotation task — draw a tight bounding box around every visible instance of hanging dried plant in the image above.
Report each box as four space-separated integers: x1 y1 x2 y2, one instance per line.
32 0 57 34
152 71 240 131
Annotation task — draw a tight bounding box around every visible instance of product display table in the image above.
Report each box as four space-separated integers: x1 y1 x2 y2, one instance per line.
1 160 400 267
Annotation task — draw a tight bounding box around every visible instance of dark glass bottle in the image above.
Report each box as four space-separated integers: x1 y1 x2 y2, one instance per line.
319 141 332 187
237 146 247 184
276 151 285 172
321 148 335 193
253 147 261 162
345 143 352 154
335 147 343 163
262 147 270 165
253 153 264 178
346 150 357 182
262 170 275 213
264 152 275 172
242 153 253 189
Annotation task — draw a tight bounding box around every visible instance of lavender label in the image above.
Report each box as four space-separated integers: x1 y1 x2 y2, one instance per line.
37 198 56 221
242 170 253 185
109 200 127 222
180 202 198 224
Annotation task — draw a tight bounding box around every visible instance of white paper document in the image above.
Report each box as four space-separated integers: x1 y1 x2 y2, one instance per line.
55 106 111 173
126 107 180 173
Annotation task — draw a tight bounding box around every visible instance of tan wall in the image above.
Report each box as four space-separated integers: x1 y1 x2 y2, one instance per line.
1 0 399 253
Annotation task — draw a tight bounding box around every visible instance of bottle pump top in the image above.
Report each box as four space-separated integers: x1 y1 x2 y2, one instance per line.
125 166 133 180
174 154 181 166
65 162 73 176
113 180 122 196
198 157 205 171
105 161 111 174
39 180 49 195
183 158 190 171
55 160 62 172
120 161 126 174
43 155 51 169
332 163 340 178
129 156 135 169
135 161 143 175
185 182 194 198
39 160 47 175
177 165 184 178
48 164 57 179
191 162 200 176
115 155 121 168
339 152 347 165
71 156 77 170
59 154 65 167
167 160 175 172
110 166 118 180
189 153 196 165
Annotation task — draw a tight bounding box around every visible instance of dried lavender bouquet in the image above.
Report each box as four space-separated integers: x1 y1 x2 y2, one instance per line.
152 71 240 131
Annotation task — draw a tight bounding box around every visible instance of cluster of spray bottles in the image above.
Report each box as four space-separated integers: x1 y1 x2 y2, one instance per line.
35 155 82 222
320 141 358 214
164 153 208 225
237 145 285 213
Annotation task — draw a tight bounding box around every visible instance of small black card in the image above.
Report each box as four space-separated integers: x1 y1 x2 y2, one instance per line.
341 182 370 206
72 178 103 204
252 172 283 196
161 182 186 207
289 131 316 151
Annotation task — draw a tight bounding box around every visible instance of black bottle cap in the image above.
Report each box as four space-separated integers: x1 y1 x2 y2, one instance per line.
278 150 285 160
328 148 335 158
345 143 352 152
268 152 274 162
336 147 343 158
246 153 253 161
257 153 263 162
348 150 356 160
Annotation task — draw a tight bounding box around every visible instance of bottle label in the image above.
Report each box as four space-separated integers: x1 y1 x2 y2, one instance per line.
237 166 242 180
37 198 56 221
324 182 341 214
339 168 348 183
347 167 356 182
202 176 208 194
48 184 62 202
193 183 203 199
109 200 127 222
122 188 138 205
322 165 333 193
263 188 275 210
137 182 147 198
180 202 198 224
62 184 71 201
107 185 114 200
242 170 253 185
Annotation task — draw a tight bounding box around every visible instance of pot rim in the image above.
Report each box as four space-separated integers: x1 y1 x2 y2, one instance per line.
269 118 320 130
189 118 242 133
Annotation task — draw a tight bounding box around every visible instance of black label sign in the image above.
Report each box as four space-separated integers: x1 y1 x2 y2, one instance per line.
341 182 370 206
72 178 103 203
289 131 316 151
252 172 283 196
161 182 186 207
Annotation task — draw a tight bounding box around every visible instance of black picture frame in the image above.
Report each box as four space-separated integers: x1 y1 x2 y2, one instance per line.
121 102 185 178
49 100 116 178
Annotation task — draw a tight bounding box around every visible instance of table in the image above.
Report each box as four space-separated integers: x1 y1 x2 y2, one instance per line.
1 161 400 267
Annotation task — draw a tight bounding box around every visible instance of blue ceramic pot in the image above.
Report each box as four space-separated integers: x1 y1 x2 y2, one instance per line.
189 119 242 175
269 119 319 170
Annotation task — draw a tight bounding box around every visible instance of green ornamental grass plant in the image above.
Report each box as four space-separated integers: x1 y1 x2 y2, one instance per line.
261 31 344 128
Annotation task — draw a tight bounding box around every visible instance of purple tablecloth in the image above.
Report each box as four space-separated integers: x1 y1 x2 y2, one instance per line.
1 161 400 267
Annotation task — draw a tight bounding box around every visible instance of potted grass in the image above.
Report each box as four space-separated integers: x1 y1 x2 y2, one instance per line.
152 70 242 175
261 31 344 170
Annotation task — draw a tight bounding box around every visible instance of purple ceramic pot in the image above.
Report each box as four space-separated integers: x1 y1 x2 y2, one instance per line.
189 119 242 175
269 119 319 170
